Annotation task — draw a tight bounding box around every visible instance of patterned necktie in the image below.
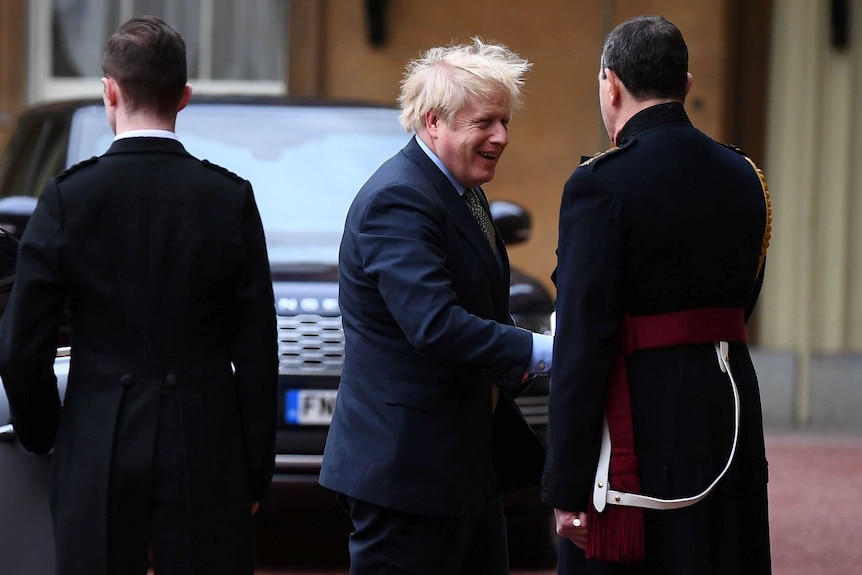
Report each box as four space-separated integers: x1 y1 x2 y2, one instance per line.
463 188 498 254
464 188 501 410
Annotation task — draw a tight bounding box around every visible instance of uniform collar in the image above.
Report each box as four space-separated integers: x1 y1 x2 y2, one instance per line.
617 102 691 146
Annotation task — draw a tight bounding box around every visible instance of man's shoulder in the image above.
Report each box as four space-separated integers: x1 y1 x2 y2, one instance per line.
576 140 637 172
362 147 431 195
55 156 100 183
719 142 751 158
200 159 248 185
718 142 763 170
578 147 620 169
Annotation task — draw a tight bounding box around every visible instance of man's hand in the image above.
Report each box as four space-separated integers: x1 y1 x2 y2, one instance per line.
251 502 260 515
554 508 588 549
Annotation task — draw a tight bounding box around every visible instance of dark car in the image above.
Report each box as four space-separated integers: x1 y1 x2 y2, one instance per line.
0 96 557 566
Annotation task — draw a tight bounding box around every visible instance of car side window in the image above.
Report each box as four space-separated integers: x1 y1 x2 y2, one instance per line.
0 115 70 203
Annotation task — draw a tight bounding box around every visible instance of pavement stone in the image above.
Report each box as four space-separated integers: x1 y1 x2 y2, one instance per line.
764 432 862 575
246 431 862 574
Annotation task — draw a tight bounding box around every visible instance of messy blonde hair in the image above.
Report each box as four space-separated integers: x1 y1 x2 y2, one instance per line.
398 37 532 133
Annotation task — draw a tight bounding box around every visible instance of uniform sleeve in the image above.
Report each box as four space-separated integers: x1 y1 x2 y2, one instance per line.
0 180 66 454
228 183 278 502
542 168 624 511
745 258 766 322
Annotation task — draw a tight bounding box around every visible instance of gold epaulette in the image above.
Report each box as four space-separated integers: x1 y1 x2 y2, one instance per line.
579 146 619 167
741 155 772 279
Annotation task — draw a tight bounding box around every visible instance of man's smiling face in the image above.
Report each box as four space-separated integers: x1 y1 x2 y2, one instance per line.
429 88 511 189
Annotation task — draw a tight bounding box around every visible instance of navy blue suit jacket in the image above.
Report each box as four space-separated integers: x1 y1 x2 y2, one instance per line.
320 136 534 517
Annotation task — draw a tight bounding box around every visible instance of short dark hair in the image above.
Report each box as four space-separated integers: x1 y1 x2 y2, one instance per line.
102 16 187 116
600 15 688 101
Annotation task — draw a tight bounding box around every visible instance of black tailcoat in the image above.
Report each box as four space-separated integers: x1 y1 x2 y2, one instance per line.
543 104 772 574
0 137 278 574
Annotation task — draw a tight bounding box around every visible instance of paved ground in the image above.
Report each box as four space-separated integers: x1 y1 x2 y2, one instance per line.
241 431 862 574
764 432 862 575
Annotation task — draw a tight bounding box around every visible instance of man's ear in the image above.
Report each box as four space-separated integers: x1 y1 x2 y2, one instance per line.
177 84 192 112
102 77 118 107
425 110 441 137
684 72 693 98
605 68 622 106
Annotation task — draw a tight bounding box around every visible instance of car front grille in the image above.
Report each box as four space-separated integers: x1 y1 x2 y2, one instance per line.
275 314 548 428
277 314 345 375
515 395 549 427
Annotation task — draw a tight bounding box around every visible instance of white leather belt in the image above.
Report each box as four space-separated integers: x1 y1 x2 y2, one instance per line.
592 341 740 512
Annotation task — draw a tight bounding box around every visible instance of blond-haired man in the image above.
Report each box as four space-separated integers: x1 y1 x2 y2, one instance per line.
320 38 552 574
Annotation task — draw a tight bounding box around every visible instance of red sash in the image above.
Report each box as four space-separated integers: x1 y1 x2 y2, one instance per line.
586 307 747 562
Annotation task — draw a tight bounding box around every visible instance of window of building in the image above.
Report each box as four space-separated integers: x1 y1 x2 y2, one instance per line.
29 0 287 103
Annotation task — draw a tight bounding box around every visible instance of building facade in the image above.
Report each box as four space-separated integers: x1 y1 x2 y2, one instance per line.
9 0 862 431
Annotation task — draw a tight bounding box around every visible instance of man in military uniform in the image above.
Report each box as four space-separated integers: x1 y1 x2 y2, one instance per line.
542 15 772 574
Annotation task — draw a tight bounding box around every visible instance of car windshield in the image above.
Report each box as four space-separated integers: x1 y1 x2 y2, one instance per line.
68 103 409 266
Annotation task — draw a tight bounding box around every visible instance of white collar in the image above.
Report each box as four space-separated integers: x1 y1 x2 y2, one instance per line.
114 129 179 141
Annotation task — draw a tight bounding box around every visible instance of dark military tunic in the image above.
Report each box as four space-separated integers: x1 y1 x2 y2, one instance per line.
543 103 772 574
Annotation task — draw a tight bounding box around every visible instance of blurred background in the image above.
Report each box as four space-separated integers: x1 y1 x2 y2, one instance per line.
1 0 860 432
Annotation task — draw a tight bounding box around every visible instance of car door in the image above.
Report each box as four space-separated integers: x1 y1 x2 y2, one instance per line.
0 349 70 575
0 202 69 575
0 412 57 574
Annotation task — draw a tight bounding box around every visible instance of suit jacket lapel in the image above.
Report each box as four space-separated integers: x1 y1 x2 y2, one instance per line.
401 138 505 284
473 186 513 320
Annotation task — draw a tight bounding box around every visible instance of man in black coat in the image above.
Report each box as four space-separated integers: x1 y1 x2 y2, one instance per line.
0 16 277 575
542 15 772 574
319 39 552 574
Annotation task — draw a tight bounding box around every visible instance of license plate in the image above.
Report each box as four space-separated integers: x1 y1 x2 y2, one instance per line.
285 389 338 425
